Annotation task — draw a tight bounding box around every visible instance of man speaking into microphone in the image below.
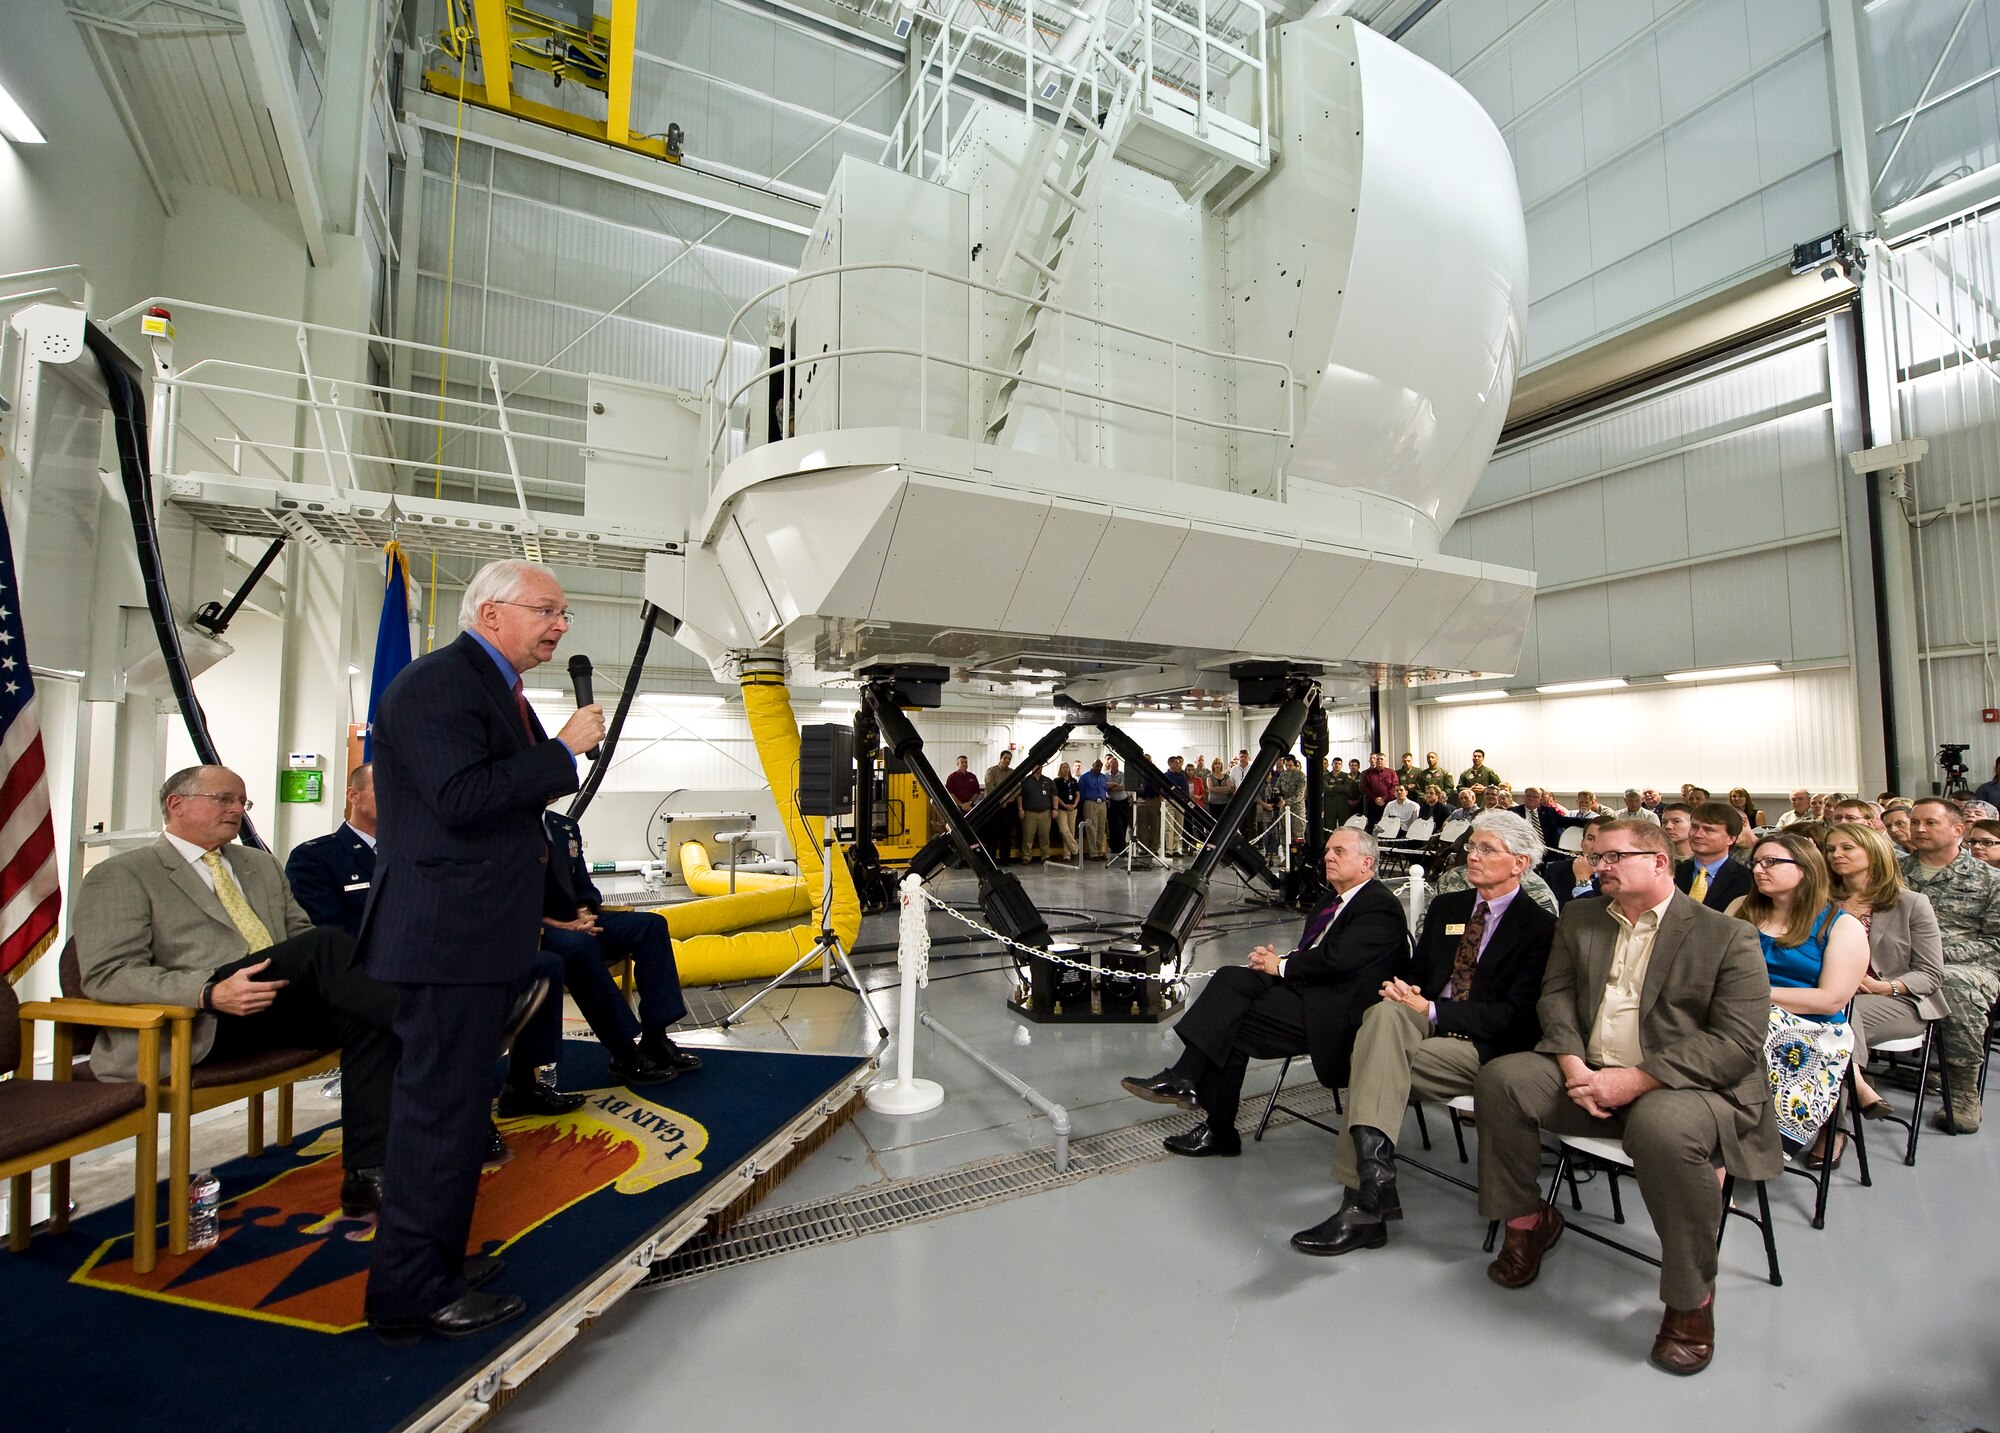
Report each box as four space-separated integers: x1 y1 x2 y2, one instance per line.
363 559 604 1342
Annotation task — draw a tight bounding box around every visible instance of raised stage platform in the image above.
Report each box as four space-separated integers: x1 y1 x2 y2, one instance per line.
0 1041 875 1433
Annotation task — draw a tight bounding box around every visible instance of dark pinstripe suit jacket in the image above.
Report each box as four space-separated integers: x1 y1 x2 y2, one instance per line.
358 630 579 986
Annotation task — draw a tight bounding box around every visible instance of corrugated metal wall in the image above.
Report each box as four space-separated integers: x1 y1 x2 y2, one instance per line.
1414 665 1861 795
1441 325 1851 687
1886 206 2000 766
1401 0 1840 368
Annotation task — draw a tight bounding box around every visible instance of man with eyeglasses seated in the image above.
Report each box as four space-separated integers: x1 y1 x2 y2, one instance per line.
75 765 400 1217
1118 829 1408 1157
1473 818 1780 1376
1292 812 1557 1257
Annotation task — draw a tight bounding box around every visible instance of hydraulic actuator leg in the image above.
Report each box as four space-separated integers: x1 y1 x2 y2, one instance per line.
1289 695 1330 909
862 686 1058 979
1124 679 1316 971
1092 722 1281 893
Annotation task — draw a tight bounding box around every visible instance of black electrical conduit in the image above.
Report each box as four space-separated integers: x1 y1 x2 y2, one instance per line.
83 319 267 851
567 601 670 822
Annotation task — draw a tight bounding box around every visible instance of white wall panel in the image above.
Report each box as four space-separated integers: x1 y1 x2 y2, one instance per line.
1401 0 1838 366
1413 667 1861 794
1442 328 1848 693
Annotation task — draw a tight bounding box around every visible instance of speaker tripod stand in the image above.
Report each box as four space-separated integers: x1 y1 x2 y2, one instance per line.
719 828 889 1040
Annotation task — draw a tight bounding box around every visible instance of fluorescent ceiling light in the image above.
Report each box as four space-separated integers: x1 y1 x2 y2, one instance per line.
1535 678 1628 694
346 664 362 675
1662 663 1780 683
1017 707 1063 720
645 693 725 710
819 699 860 712
1432 689 1511 705
0 80 45 145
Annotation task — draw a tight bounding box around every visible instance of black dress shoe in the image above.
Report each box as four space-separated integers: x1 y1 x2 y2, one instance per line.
608 1050 682 1087
372 1290 528 1345
1163 1121 1241 1158
1121 1070 1199 1110
498 978 550 1059
1350 1126 1402 1220
340 1166 383 1216
1291 1197 1389 1257
497 1075 588 1118
639 1032 704 1073
483 1124 513 1169
464 1255 505 1290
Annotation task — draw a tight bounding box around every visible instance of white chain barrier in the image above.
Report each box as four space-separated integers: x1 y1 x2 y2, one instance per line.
865 874 946 1115
917 887 1215 986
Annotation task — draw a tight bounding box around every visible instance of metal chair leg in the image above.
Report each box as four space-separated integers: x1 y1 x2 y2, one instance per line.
1717 1174 1735 1251
1756 1179 1782 1286
1606 1168 1625 1225
1483 1219 1499 1253
1543 1147 1572 1210
1563 1160 1584 1212
1253 1057 1289 1142
1848 1073 1872 1189
1904 1026 1934 1166
1450 1108 1469 1165
1413 1102 1432 1152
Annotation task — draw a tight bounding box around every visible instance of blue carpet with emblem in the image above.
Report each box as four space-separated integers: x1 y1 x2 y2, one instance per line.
0 1041 869 1433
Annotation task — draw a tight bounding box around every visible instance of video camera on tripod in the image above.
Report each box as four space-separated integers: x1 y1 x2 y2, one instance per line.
1938 741 1971 799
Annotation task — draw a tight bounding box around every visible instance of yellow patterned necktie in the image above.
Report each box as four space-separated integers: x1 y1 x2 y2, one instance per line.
1689 865 1710 902
201 850 274 952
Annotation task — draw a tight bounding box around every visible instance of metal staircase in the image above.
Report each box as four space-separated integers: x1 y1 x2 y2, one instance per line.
979 12 1141 441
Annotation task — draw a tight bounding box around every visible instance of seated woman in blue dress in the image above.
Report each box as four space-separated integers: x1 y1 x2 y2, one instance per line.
1727 830 1869 1163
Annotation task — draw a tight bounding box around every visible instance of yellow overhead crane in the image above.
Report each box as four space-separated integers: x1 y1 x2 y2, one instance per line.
425 0 684 163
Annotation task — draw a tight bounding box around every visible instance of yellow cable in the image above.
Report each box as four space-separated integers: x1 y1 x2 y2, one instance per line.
426 8 474 651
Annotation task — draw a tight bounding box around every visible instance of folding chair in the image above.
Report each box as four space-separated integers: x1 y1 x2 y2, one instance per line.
1557 826 1585 854
1546 1132 1782 1287
1863 1020 1941 1166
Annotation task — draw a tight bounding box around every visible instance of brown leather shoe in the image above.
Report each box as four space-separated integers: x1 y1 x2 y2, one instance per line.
1486 1204 1565 1289
1649 1296 1715 1375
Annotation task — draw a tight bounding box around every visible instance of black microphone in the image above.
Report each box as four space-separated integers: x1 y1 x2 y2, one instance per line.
568 654 601 760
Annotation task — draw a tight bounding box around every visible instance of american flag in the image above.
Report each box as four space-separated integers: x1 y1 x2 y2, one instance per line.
0 504 60 981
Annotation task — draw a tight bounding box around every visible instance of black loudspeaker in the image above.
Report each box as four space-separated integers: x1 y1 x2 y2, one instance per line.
797 723 857 817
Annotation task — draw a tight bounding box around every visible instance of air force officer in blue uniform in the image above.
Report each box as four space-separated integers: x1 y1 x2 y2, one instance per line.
286 763 379 936
362 560 604 1343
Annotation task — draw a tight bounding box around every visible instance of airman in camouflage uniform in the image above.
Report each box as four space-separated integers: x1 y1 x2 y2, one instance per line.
1325 764 1361 827
1900 796 2000 1133
1275 757 1307 833
1458 748 1502 791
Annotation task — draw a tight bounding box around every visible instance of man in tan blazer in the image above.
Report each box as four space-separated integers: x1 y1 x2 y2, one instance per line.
74 764 399 1215
1474 816 1781 1378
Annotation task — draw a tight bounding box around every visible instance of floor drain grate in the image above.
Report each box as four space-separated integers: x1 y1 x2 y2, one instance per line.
644 1083 1341 1287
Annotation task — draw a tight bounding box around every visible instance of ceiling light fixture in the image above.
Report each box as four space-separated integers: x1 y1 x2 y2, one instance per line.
1535 678 1628 694
1662 663 1780 683
1432 689 1512 705
0 79 46 145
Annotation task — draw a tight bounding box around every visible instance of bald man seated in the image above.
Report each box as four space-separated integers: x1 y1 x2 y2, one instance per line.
74 764 401 1216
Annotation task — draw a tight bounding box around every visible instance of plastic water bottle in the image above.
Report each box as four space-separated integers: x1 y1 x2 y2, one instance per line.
189 1170 222 1250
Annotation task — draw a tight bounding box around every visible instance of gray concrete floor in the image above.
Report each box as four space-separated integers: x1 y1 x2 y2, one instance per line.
494 860 2000 1433
34 857 2000 1431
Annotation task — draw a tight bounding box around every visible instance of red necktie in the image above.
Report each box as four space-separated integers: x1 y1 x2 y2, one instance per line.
512 678 536 739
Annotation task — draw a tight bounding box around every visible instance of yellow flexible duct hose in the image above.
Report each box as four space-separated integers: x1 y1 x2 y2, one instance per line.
678 838 798 894
631 672 862 986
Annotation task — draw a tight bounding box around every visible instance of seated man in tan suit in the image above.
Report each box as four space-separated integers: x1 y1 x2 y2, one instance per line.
74 765 399 1216
1473 817 1780 1378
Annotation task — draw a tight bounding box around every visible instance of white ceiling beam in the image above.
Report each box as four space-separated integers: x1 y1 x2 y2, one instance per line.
405 90 820 236
237 0 331 265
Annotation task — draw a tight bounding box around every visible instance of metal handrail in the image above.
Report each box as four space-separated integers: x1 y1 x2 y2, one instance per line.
884 0 1268 180
703 260 1294 489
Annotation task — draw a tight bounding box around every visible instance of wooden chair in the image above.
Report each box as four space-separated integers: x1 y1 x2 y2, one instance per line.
3 975 165 1273
57 940 336 1254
